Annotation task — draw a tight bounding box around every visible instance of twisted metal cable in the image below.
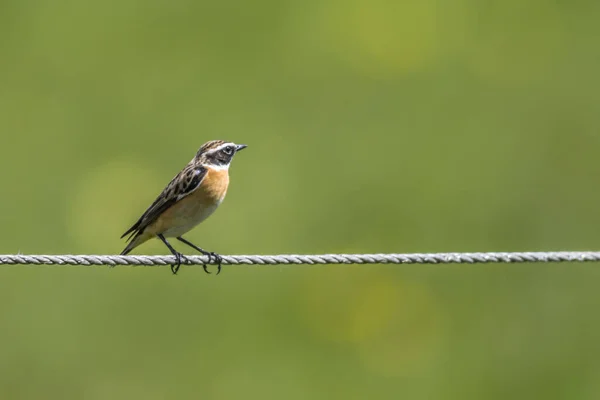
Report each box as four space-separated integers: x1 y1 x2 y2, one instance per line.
1 251 600 267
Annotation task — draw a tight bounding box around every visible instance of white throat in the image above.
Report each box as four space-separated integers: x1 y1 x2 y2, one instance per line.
209 163 230 171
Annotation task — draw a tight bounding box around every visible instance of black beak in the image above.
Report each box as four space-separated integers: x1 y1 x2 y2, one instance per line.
235 144 248 152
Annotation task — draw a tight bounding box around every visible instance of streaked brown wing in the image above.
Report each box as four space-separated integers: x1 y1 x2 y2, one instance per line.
121 164 207 241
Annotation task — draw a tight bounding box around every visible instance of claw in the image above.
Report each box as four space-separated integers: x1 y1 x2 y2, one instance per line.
175 237 222 275
170 252 189 275
200 252 222 274
211 252 223 275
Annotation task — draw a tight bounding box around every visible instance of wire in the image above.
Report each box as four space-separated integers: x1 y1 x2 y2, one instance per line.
1 251 599 267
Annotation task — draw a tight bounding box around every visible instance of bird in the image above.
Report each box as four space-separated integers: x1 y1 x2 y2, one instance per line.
120 140 247 275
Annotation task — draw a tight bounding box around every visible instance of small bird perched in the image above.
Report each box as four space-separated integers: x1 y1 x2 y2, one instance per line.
120 140 247 275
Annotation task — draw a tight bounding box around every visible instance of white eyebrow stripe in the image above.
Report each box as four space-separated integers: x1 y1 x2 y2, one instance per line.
206 142 235 154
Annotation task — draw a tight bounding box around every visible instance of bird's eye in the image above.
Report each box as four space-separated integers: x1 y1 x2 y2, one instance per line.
223 146 234 155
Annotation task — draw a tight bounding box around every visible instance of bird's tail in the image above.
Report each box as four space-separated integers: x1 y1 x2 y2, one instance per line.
120 231 151 255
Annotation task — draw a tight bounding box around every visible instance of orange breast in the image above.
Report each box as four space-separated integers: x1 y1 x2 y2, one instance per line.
200 168 230 203
146 168 230 236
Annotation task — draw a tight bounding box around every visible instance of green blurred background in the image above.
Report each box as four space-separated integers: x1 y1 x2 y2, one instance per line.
1 0 600 398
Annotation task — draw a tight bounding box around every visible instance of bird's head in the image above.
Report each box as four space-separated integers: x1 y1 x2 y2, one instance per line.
196 140 247 169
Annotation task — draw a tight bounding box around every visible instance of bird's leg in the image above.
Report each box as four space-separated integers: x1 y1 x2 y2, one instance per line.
176 236 223 275
157 234 188 275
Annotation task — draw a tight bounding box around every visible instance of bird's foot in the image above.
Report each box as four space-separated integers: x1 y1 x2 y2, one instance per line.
200 251 223 275
170 252 190 275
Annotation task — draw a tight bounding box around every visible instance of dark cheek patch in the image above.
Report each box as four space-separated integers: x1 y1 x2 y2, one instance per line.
207 151 232 166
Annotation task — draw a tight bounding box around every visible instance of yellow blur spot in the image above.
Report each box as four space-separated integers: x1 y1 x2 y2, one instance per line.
315 0 442 76
348 281 402 342
356 281 445 377
68 159 164 254
301 270 445 377
300 267 366 343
